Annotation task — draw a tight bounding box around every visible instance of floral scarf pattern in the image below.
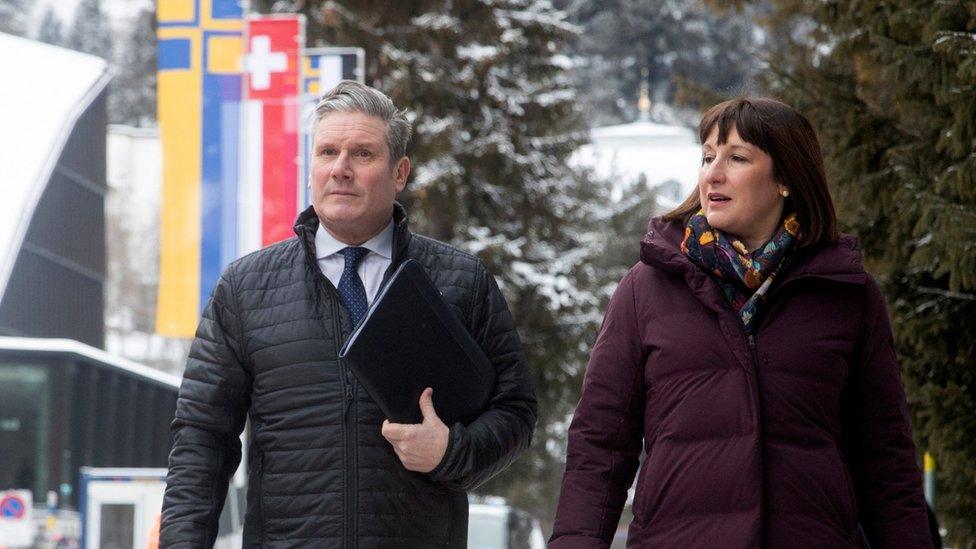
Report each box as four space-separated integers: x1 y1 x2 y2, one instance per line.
681 211 801 333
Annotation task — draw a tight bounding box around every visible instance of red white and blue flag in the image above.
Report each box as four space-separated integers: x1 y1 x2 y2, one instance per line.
158 10 323 336
239 15 304 256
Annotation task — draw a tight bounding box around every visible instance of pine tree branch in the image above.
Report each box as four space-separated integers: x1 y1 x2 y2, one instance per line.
917 287 976 302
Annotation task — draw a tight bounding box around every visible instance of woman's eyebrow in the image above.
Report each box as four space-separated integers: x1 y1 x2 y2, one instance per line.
728 143 754 151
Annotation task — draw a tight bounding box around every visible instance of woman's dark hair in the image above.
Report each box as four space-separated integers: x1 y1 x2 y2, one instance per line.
663 97 838 247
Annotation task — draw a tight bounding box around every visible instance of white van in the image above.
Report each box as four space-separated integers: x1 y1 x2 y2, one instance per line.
467 502 546 549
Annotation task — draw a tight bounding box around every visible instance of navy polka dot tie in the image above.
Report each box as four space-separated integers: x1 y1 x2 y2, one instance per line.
337 246 370 324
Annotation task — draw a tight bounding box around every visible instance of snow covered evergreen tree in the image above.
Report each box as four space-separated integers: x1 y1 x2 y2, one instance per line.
109 8 157 126
555 0 761 126
66 0 113 60
0 0 29 36
34 7 65 47
257 0 621 519
740 0 976 543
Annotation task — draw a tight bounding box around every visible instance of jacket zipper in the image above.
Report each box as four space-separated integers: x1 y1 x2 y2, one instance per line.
330 292 357 549
305 218 404 549
742 274 844 545
743 271 865 547
745 330 765 546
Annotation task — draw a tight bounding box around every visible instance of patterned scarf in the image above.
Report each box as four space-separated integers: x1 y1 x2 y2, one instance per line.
681 210 800 333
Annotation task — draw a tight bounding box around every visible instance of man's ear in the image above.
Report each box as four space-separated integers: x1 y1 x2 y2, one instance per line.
394 157 410 193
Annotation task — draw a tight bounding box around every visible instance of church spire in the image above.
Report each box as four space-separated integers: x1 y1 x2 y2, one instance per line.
637 67 651 122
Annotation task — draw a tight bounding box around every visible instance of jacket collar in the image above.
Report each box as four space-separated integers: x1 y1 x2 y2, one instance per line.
294 203 412 274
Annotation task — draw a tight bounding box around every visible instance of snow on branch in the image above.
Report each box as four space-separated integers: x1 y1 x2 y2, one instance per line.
917 287 976 302
458 44 501 62
411 13 461 31
410 156 464 190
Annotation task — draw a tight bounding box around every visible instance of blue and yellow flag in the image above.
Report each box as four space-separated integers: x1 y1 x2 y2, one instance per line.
156 0 243 337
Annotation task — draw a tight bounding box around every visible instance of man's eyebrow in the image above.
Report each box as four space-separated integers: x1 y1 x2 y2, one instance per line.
315 139 382 149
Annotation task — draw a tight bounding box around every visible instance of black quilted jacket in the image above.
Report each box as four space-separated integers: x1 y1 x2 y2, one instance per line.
160 204 537 548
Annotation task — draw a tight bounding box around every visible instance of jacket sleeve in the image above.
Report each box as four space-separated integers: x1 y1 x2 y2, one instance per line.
844 276 929 548
549 269 645 548
160 269 252 548
426 261 538 491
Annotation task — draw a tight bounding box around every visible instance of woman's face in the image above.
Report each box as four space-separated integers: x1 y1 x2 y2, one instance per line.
698 125 787 251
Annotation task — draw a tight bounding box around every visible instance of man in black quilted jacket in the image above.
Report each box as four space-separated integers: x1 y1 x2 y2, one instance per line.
159 81 537 548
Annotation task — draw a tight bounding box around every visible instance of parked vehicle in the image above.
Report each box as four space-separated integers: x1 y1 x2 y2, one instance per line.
468 502 546 549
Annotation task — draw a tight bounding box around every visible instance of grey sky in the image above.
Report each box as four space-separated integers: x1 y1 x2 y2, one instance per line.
29 0 152 33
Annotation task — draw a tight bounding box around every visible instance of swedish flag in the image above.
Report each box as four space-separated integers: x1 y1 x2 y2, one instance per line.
156 0 243 337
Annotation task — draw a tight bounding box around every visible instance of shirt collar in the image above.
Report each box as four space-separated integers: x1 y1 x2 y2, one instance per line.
315 220 395 260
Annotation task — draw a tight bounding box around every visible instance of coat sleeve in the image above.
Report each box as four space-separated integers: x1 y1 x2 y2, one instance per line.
549 268 646 548
426 262 538 491
159 268 252 548
844 276 930 548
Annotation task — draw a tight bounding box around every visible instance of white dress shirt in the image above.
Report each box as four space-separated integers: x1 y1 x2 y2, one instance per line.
315 221 394 305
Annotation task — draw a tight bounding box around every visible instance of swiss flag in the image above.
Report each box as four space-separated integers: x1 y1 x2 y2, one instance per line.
240 16 304 255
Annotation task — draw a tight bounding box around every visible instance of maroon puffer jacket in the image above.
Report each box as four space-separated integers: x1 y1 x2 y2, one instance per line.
550 218 929 548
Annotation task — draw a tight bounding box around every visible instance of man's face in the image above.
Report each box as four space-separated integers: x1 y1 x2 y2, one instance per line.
309 111 410 244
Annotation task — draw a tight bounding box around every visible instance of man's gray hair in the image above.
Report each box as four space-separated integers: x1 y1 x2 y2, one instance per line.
312 80 412 166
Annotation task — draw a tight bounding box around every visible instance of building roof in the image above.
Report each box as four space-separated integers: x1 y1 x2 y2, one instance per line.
591 120 697 141
0 33 111 301
574 119 702 205
0 336 181 389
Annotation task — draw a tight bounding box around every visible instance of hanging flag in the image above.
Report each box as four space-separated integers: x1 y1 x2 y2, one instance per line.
156 0 244 337
239 15 305 257
299 47 365 208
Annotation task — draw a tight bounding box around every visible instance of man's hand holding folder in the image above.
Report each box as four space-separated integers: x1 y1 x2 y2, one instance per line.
381 387 450 472
339 260 497 427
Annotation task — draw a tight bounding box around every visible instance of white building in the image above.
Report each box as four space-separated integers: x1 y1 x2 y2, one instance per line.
574 82 702 209
105 125 191 373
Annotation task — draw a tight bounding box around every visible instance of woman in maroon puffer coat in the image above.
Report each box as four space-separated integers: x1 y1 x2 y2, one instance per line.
550 98 930 548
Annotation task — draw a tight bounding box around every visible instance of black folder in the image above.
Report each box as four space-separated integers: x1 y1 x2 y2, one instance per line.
338 259 495 425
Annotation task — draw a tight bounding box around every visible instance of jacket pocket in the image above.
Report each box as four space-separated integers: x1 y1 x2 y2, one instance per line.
631 450 653 527
830 455 859 533
242 448 265 545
